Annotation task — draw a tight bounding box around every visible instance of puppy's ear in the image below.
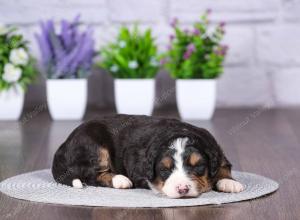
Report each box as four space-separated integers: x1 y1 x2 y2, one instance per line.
203 146 222 178
142 149 157 181
189 128 224 178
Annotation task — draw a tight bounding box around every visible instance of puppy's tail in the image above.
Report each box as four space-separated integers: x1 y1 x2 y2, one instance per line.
72 179 83 189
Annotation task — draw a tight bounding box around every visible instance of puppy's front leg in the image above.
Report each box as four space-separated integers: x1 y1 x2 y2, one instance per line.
216 178 244 193
214 158 244 193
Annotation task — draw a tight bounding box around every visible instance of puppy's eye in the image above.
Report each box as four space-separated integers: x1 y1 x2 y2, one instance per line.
192 163 206 175
159 167 172 179
160 167 170 172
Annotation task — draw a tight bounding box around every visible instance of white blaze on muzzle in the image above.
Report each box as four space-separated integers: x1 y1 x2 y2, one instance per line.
161 137 199 198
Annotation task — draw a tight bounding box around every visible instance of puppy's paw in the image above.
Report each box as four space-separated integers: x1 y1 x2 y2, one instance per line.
216 178 244 193
72 179 83 189
112 175 133 189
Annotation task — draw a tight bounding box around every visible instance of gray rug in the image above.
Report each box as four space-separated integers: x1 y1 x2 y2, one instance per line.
0 169 278 208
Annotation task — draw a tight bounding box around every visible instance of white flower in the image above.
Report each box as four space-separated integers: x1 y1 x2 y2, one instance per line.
110 65 119 73
150 57 158 67
128 60 138 69
0 23 8 35
2 63 22 83
118 40 126 48
9 48 29 66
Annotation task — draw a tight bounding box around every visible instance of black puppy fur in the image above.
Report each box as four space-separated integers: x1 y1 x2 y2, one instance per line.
52 114 232 189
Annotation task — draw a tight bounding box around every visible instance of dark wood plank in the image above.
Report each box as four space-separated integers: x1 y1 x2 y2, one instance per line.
0 108 300 220
283 108 300 142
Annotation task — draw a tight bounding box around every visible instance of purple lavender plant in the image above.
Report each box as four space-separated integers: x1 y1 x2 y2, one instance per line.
35 16 94 79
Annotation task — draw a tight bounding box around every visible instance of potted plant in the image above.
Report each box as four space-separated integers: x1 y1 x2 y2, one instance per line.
36 16 94 120
163 11 227 120
99 26 160 115
0 24 36 120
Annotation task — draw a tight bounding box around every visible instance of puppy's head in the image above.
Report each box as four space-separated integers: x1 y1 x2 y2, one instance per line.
149 137 216 198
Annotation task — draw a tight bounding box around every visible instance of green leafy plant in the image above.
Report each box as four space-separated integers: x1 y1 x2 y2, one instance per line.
99 26 160 79
163 10 228 79
0 24 36 91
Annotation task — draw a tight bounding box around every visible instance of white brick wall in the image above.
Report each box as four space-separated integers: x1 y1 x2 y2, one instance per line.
257 25 300 66
0 0 299 107
282 0 300 21
217 67 273 107
0 0 108 24
108 0 165 23
272 68 300 106
169 0 280 22
223 27 255 66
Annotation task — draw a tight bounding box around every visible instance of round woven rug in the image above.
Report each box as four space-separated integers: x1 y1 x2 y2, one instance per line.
0 169 278 208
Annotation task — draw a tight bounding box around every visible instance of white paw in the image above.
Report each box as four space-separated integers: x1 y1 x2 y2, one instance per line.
112 175 133 189
72 179 83 189
216 179 244 193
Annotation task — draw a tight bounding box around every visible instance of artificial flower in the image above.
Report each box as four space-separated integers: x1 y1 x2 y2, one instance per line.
2 63 22 83
118 41 126 48
0 23 8 35
128 60 138 69
110 65 119 72
9 48 29 66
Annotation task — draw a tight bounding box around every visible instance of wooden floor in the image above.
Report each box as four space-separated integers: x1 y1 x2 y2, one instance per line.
0 108 300 220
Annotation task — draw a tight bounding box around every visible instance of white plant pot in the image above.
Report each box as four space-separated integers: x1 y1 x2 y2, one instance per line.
176 79 216 120
46 79 87 120
114 79 155 115
0 85 24 120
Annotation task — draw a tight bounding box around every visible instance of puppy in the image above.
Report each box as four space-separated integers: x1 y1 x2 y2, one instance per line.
52 114 244 198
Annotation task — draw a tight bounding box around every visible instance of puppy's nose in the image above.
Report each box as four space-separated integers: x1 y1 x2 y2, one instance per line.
176 184 190 195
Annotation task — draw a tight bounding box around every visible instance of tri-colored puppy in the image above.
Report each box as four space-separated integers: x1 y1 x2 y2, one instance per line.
52 114 244 198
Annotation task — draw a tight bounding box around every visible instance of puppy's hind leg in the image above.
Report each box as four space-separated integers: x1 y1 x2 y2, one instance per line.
96 147 132 189
112 175 133 189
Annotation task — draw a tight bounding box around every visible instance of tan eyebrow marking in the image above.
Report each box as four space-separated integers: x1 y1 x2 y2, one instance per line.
161 157 173 169
189 152 202 166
